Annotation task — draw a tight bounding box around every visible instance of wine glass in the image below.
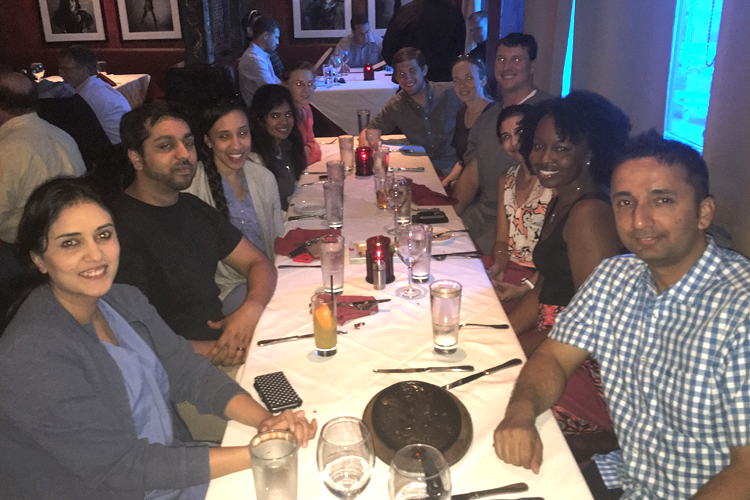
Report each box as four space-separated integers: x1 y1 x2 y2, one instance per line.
394 224 427 299
384 175 409 234
30 62 45 82
329 55 342 82
388 444 451 500
317 417 375 499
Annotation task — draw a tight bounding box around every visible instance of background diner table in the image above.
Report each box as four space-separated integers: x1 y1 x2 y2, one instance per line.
206 138 593 500
46 73 152 109
311 70 398 135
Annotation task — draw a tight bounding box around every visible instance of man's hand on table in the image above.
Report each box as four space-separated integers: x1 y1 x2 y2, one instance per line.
494 402 543 474
207 301 265 366
258 409 318 448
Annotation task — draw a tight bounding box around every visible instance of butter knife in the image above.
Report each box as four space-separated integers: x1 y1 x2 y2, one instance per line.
451 482 529 500
258 331 346 347
442 358 523 390
373 365 474 373
388 166 425 172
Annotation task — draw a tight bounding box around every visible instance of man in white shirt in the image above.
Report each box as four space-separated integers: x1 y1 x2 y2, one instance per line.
0 72 85 294
58 45 131 144
238 16 282 106
334 13 383 69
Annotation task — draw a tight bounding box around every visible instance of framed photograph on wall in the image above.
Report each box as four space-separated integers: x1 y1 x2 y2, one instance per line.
293 0 353 39
39 0 107 42
116 0 182 40
368 0 413 36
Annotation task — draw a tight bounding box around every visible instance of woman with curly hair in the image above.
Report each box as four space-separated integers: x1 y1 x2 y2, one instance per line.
249 85 307 210
508 90 631 457
185 100 283 307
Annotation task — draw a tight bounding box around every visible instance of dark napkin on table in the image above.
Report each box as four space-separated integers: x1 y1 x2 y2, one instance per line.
410 182 459 206
336 295 380 325
275 228 342 262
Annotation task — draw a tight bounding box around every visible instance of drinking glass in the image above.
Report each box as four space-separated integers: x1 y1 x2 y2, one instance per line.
317 417 375 499
250 430 299 500
311 292 337 356
365 128 381 149
388 444 451 500
322 65 333 88
320 234 345 294
340 51 350 75
430 280 462 354
384 176 409 233
327 160 346 183
329 55 342 82
412 224 432 283
357 109 370 133
374 172 393 209
394 224 427 299
30 62 44 81
324 182 344 229
339 135 355 168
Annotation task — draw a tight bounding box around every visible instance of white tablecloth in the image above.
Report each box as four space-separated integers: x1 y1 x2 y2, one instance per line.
311 71 399 135
206 139 592 500
46 73 151 109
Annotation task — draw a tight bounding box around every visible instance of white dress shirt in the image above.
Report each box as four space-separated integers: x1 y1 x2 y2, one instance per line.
76 75 131 144
238 43 281 106
334 32 383 67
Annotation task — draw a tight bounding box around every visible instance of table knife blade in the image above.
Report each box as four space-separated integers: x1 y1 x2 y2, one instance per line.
451 482 529 500
257 331 345 347
373 365 474 373
442 358 523 390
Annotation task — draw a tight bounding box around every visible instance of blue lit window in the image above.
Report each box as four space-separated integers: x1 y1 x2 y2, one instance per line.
664 0 724 152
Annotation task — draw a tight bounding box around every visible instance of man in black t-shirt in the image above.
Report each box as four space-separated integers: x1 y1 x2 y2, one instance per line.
112 102 277 366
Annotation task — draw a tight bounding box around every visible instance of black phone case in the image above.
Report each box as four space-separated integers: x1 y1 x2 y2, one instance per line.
412 211 449 224
254 371 303 413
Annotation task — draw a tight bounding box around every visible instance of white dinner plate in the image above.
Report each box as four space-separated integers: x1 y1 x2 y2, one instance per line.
432 232 455 245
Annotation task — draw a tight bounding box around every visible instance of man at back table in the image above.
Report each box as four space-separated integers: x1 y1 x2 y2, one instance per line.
238 16 282 106
453 33 552 255
359 47 461 175
58 45 131 144
112 102 277 367
494 131 750 500
334 13 382 69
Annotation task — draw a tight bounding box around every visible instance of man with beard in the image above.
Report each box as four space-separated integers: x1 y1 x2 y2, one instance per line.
112 103 277 368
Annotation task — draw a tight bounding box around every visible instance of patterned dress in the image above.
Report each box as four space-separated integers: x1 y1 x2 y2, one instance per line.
503 164 553 266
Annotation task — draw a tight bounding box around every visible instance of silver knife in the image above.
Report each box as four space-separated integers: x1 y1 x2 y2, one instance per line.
442 358 523 390
451 483 529 500
257 331 346 347
388 167 425 172
373 365 474 373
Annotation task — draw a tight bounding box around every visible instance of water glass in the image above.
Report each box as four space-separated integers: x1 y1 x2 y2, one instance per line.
388 444 451 500
396 178 412 225
395 224 427 299
430 280 462 354
373 148 389 175
324 182 344 229
378 146 390 170
339 135 355 168
412 224 432 283
317 417 375 499
322 65 333 88
311 292 337 356
250 430 299 500
373 172 393 209
365 128 381 149
357 109 370 133
327 160 346 183
320 234 345 294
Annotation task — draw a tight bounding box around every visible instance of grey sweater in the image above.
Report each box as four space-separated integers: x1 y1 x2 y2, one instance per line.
0 284 248 499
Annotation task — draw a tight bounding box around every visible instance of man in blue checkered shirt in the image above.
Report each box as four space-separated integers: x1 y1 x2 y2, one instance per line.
494 131 750 500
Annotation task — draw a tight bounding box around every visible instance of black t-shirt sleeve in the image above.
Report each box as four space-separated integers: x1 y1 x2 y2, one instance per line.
182 193 243 260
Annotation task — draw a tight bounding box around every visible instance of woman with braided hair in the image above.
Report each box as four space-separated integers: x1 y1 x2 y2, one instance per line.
186 101 283 309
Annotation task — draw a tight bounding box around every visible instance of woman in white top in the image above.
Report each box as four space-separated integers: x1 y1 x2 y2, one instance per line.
186 101 284 307
488 104 552 303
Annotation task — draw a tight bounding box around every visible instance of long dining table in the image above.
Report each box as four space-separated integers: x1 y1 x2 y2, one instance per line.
205 138 593 500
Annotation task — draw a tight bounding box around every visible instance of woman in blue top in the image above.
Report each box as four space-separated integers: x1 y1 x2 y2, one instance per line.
0 178 316 499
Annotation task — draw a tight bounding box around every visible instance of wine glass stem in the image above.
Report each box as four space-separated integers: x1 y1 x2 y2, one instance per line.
393 208 398 228
407 263 414 292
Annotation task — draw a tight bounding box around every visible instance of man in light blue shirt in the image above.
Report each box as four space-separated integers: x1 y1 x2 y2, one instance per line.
494 131 750 499
334 13 383 69
238 16 281 106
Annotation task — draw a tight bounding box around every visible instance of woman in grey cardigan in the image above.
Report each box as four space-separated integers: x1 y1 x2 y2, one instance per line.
0 178 315 499
186 101 284 307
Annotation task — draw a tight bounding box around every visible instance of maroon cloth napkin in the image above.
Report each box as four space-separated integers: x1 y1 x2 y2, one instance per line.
274 228 342 258
335 295 380 325
410 182 459 206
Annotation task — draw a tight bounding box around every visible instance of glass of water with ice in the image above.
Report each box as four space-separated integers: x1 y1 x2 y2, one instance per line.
317 417 375 499
250 430 299 500
388 444 451 500
319 234 345 294
429 280 462 354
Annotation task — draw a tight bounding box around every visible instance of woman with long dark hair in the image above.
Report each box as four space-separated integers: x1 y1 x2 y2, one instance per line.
282 61 322 165
186 100 283 305
249 84 307 210
0 177 315 499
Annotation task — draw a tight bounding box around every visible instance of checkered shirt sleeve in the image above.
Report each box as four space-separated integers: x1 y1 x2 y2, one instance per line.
550 239 750 499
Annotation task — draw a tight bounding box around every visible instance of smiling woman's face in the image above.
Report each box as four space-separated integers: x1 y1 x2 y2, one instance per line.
31 202 120 307
452 61 485 103
528 114 591 189
263 101 295 143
